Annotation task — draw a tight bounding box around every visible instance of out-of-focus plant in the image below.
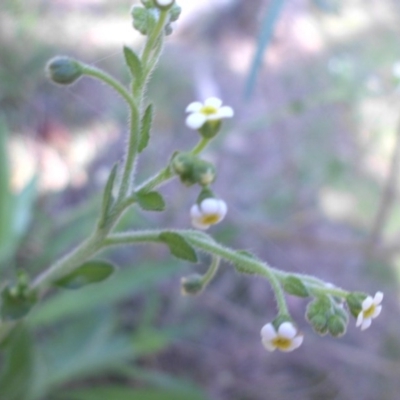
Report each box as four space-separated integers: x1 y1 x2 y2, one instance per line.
0 0 385 398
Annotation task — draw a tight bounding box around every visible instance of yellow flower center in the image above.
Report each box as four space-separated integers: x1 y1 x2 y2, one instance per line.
201 105 218 115
201 214 220 225
363 304 376 319
272 336 292 350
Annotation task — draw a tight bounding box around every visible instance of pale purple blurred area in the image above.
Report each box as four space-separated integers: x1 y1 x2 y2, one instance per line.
3 0 400 399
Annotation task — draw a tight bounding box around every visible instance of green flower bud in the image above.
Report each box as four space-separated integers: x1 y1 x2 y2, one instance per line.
346 292 367 318
308 314 329 335
193 160 216 186
327 314 347 337
180 274 204 296
1 273 38 321
46 56 83 85
282 276 309 298
306 296 332 336
171 153 216 187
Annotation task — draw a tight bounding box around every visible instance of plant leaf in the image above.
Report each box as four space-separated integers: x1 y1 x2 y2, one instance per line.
54 260 116 290
123 46 142 81
136 190 165 211
244 0 287 98
138 103 153 153
99 163 118 227
0 118 14 267
0 324 35 400
55 386 207 400
1 286 38 321
159 232 198 263
12 175 38 238
29 261 183 327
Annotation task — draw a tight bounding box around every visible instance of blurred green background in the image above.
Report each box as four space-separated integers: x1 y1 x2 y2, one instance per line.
2 0 400 399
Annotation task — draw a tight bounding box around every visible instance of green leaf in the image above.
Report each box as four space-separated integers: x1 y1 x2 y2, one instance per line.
13 175 38 238
136 190 165 211
0 324 35 400
159 232 198 263
55 387 206 400
123 46 142 80
245 0 287 98
99 163 118 227
29 261 183 327
0 118 14 266
54 260 116 290
138 103 153 153
1 286 37 321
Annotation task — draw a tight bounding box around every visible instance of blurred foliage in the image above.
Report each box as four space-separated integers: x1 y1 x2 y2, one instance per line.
0 122 209 399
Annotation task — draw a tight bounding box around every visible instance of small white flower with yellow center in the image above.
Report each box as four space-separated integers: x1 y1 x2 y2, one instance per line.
356 291 383 331
190 198 227 230
261 321 304 352
185 97 234 130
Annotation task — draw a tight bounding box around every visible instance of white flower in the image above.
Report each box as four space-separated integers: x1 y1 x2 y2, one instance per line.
190 198 227 230
356 291 383 331
155 0 174 7
185 97 234 130
260 322 303 352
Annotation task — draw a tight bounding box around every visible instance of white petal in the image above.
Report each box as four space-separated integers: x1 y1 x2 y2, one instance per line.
186 113 207 129
216 106 234 118
281 335 303 352
191 218 210 230
291 335 304 350
217 200 228 218
374 291 383 305
204 97 222 108
190 204 202 219
200 198 220 214
361 319 372 331
362 296 373 310
356 312 363 327
260 323 277 340
371 305 382 318
186 102 203 113
262 338 277 352
278 322 297 339
156 0 174 5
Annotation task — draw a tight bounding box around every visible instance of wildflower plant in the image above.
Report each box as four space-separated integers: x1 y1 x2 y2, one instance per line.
0 0 383 354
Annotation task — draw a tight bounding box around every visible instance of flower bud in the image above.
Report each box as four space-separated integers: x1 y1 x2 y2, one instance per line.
346 292 367 318
46 56 83 85
171 153 216 187
327 314 347 337
180 274 204 295
193 160 216 186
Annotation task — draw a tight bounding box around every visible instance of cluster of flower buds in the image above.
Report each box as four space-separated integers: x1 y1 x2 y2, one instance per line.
132 0 181 36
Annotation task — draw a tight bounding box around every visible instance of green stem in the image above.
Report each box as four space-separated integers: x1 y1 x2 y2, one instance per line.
31 232 105 294
201 255 220 287
103 229 291 314
141 10 169 68
117 105 141 200
82 65 136 111
191 137 211 155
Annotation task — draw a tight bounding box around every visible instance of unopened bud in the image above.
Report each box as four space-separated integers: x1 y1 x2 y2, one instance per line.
46 56 83 85
180 274 204 295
